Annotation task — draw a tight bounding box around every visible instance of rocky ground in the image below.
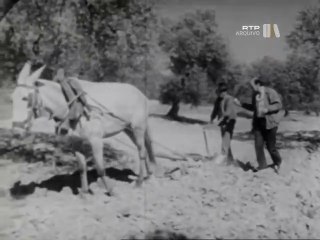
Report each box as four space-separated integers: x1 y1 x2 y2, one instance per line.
0 102 320 239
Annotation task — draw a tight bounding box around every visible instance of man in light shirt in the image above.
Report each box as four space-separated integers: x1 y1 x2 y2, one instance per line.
234 77 283 173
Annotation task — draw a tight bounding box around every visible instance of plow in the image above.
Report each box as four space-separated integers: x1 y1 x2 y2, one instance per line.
0 125 212 184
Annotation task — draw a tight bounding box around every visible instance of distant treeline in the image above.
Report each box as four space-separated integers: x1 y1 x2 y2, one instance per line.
0 0 319 116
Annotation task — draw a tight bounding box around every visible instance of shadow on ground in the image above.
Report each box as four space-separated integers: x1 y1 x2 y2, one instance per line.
234 130 320 153
126 229 194 240
10 167 137 198
151 114 208 125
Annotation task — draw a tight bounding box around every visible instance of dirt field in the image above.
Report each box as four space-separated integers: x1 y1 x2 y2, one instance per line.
1 96 320 239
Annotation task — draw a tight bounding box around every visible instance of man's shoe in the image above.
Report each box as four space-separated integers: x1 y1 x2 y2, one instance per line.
257 165 268 170
253 164 269 172
273 163 281 174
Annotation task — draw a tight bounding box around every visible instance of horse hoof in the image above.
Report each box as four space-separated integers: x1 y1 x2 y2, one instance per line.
78 189 91 199
105 186 119 197
135 179 143 188
105 192 112 197
145 175 158 185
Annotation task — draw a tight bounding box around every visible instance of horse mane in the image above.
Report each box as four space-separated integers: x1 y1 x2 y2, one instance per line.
37 78 61 90
36 78 65 103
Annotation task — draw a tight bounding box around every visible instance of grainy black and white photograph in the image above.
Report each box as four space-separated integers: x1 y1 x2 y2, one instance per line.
0 0 320 239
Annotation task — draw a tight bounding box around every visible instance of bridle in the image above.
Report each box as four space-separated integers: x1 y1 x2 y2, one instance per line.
13 84 54 131
13 81 127 134
13 82 88 134
12 84 39 130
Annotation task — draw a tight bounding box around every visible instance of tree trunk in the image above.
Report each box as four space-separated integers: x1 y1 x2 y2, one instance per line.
305 109 311 115
167 100 180 119
284 109 289 117
0 0 20 21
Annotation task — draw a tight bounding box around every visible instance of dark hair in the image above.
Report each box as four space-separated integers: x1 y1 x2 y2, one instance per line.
217 82 228 92
253 78 265 86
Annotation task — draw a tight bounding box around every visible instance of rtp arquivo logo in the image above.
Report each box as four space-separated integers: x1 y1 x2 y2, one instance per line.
263 24 280 38
236 24 280 38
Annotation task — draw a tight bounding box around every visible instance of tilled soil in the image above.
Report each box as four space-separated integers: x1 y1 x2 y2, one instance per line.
1 147 320 240
1 113 320 240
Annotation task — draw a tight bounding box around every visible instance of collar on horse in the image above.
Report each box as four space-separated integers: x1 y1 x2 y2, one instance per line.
17 81 90 132
16 81 129 134
16 83 56 130
18 83 41 113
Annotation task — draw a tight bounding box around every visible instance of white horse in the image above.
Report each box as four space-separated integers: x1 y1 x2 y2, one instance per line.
11 62 156 195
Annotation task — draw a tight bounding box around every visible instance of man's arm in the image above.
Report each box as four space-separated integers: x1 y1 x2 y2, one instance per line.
210 99 219 122
241 103 254 111
241 94 255 112
266 89 282 114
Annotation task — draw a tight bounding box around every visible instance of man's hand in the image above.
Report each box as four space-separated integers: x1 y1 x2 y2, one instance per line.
217 119 226 126
260 108 269 114
234 98 241 106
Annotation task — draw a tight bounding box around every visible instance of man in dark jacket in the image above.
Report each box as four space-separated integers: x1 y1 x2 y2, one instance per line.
234 77 283 172
210 82 237 165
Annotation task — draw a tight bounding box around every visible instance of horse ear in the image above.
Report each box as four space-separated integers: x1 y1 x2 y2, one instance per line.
27 65 46 86
17 61 32 84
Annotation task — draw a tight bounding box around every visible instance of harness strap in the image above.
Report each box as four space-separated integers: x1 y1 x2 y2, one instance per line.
56 91 87 127
67 91 86 108
86 94 128 123
17 84 37 89
55 79 92 133
16 83 192 161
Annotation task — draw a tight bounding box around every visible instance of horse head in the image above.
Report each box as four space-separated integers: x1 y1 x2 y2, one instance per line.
12 62 69 134
11 62 46 131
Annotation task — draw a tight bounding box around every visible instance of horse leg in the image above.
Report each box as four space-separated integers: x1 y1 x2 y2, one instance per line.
144 126 156 177
75 151 89 193
89 137 114 195
124 128 150 179
132 129 148 187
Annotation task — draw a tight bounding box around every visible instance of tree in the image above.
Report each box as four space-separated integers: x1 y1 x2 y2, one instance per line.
246 57 291 110
286 4 320 58
220 63 246 96
159 71 200 119
0 0 163 97
285 53 320 115
286 3 320 115
159 9 229 118
1 0 85 80
0 21 26 85
75 0 161 93
240 54 319 115
160 9 229 81
0 0 20 20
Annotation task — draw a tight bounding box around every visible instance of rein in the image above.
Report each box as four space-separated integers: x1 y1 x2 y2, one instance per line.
15 83 192 161
15 84 43 130
15 84 63 131
54 90 88 133
17 84 38 89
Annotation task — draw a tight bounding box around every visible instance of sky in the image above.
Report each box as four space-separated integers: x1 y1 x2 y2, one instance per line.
156 0 319 63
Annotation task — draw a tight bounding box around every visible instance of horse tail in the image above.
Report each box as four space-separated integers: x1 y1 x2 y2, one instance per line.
145 124 156 164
